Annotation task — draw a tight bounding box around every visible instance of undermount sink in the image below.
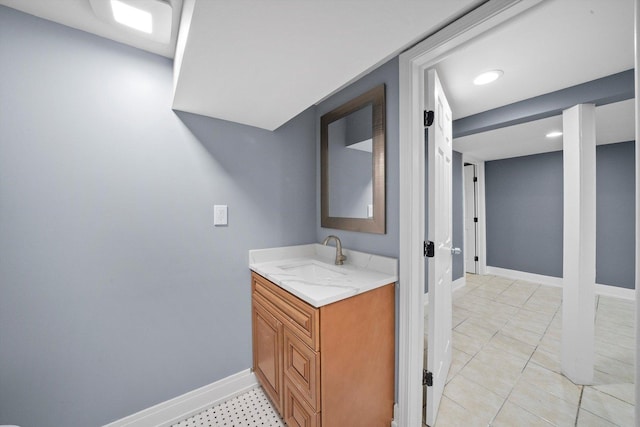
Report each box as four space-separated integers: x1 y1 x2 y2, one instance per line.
277 261 345 281
248 243 398 307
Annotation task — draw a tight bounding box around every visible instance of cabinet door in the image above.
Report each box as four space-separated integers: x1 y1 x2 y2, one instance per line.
284 381 321 427
253 300 283 415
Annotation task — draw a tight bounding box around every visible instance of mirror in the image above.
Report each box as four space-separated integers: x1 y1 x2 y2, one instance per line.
321 84 385 234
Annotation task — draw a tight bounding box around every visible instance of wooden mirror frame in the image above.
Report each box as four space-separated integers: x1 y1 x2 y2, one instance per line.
321 84 386 234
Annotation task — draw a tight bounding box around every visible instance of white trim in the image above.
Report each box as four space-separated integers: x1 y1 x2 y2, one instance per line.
485 266 636 300
462 154 487 275
485 266 563 287
103 370 258 427
452 276 466 293
397 2 543 425
595 283 636 301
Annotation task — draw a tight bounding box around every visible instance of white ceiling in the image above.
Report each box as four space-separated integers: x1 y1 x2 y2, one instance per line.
454 99 636 161
0 0 183 58
440 0 636 160
0 0 635 158
171 0 482 130
436 0 635 120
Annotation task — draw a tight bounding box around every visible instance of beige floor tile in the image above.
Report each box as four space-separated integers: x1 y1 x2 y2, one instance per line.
576 409 618 427
486 332 536 360
454 318 498 342
530 347 562 374
428 275 635 427
458 357 521 398
592 382 635 405
492 401 554 427
468 287 502 300
501 322 544 346
580 387 634 426
452 330 486 356
538 333 561 355
507 316 551 335
523 299 560 315
594 354 635 384
446 348 473 384
474 345 529 371
443 375 503 425
495 291 532 307
508 380 579 426
519 363 582 406
432 395 489 427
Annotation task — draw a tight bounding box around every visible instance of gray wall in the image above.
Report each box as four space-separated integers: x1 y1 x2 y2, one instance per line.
0 7 316 427
485 151 564 277
316 58 399 258
485 142 635 289
596 142 636 289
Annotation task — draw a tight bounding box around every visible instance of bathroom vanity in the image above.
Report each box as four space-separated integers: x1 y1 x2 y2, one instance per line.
249 244 397 427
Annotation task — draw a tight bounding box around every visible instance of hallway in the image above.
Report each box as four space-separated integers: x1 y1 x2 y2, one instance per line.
426 274 634 426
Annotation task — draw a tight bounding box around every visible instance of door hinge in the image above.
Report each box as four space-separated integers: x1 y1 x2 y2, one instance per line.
424 241 435 257
473 176 478 182
424 110 434 127
474 256 479 262
474 217 478 223
423 369 433 387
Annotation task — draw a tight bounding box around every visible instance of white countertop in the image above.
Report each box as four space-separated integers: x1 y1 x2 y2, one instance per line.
249 243 398 307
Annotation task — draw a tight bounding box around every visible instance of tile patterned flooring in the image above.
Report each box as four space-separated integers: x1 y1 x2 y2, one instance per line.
172 387 285 427
175 273 635 426
427 273 635 427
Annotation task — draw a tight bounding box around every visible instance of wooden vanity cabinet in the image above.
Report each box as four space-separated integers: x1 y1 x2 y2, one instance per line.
251 272 395 427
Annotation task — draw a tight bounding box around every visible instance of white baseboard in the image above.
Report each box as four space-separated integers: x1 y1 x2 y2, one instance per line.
424 276 466 306
485 266 564 287
103 369 258 427
485 266 635 300
595 283 636 300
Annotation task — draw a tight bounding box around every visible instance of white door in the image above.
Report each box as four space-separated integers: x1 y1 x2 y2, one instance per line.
425 69 453 426
464 164 477 274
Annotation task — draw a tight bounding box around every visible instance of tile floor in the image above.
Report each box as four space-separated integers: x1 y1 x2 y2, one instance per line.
172 387 284 427
426 273 635 427
174 274 635 427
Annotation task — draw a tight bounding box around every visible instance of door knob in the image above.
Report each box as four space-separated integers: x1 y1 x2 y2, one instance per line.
451 247 461 255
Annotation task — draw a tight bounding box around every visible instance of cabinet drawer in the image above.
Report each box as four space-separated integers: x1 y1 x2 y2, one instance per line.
252 273 319 350
284 381 321 427
283 328 320 411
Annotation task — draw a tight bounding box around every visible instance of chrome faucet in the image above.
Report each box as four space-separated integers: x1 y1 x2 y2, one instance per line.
322 235 347 265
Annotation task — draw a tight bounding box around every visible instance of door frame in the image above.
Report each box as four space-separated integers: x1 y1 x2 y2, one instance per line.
396 1 543 425
463 162 478 275
462 154 487 276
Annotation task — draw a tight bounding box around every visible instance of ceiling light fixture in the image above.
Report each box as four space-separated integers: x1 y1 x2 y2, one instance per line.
90 0 172 44
546 131 563 138
473 70 504 86
111 0 153 33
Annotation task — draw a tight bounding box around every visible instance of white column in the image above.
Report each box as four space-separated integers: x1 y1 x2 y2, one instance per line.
561 103 596 385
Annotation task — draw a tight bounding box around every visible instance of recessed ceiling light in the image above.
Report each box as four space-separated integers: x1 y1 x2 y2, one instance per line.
90 0 172 44
111 0 153 34
473 70 504 86
546 131 563 138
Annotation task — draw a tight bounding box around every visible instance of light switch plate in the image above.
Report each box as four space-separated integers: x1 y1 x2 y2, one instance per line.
214 205 228 226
